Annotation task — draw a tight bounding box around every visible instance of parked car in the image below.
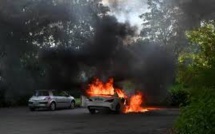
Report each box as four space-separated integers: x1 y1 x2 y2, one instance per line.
86 92 126 114
28 90 75 111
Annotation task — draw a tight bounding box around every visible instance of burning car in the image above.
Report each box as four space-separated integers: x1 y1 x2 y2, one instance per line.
85 78 148 114
86 91 126 114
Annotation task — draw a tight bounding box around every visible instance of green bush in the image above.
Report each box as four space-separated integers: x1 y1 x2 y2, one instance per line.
174 88 215 134
169 84 190 107
67 89 82 98
75 98 81 107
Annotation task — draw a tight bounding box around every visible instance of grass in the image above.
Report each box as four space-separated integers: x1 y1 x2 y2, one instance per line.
75 98 81 107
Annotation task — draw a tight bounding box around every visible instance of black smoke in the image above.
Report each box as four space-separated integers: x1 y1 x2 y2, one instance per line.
39 16 137 87
178 0 215 28
39 15 175 103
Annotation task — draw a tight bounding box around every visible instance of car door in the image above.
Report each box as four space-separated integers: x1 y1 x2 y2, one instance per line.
57 91 69 108
53 91 64 108
61 91 71 108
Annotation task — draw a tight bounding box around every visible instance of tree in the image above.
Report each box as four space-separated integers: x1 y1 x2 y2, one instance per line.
0 0 106 103
178 21 215 87
141 0 188 57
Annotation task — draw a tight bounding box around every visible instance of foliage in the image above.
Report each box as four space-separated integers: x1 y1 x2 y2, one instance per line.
186 21 215 67
178 21 215 88
141 0 187 56
168 84 190 107
0 0 107 101
75 98 81 107
174 21 215 133
174 88 215 134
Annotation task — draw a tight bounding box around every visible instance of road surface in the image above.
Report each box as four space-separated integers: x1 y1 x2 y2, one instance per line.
0 107 179 134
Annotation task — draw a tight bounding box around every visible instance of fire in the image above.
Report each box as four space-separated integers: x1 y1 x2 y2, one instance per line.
124 92 148 113
86 78 148 113
86 78 116 96
115 89 127 98
86 78 127 98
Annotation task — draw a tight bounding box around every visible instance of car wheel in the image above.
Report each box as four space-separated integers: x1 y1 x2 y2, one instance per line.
115 104 121 114
105 109 111 114
70 101 75 109
49 102 56 111
29 107 35 111
89 109 96 114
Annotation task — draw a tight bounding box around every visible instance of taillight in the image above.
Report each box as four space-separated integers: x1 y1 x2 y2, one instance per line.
105 99 114 102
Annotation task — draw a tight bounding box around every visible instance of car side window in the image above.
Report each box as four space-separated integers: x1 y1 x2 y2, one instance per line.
35 91 49 96
59 91 64 96
55 91 65 96
52 91 68 96
61 91 69 97
52 91 60 96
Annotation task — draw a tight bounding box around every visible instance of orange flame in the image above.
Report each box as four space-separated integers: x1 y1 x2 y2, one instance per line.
115 89 127 98
86 78 148 113
124 92 148 113
86 78 114 96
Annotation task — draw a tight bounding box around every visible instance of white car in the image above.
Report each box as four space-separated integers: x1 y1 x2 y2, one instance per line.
86 92 126 114
28 90 76 111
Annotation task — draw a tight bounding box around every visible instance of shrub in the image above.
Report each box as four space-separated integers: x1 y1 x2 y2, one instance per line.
169 84 190 107
174 88 215 134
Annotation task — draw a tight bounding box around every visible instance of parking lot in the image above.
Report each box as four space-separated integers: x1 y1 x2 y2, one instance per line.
0 107 179 134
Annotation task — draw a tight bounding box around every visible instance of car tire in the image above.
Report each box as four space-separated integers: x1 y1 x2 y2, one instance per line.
70 101 75 109
49 102 56 111
105 109 111 114
115 104 121 114
29 107 35 111
89 109 96 114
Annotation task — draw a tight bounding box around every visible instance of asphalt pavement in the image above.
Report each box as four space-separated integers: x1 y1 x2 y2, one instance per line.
0 107 179 134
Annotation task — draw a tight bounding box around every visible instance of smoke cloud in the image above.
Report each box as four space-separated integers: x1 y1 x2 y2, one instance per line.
40 13 175 103
0 0 176 104
101 0 148 34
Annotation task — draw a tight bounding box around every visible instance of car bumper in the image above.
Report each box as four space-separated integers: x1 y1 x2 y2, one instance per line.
86 101 115 111
28 101 50 108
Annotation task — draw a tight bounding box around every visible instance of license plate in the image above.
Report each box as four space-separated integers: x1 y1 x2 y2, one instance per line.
94 98 103 101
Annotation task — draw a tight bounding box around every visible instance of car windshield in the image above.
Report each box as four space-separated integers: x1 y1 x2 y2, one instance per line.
35 91 49 96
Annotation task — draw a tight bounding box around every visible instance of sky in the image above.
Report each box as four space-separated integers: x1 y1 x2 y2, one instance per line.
101 0 149 34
